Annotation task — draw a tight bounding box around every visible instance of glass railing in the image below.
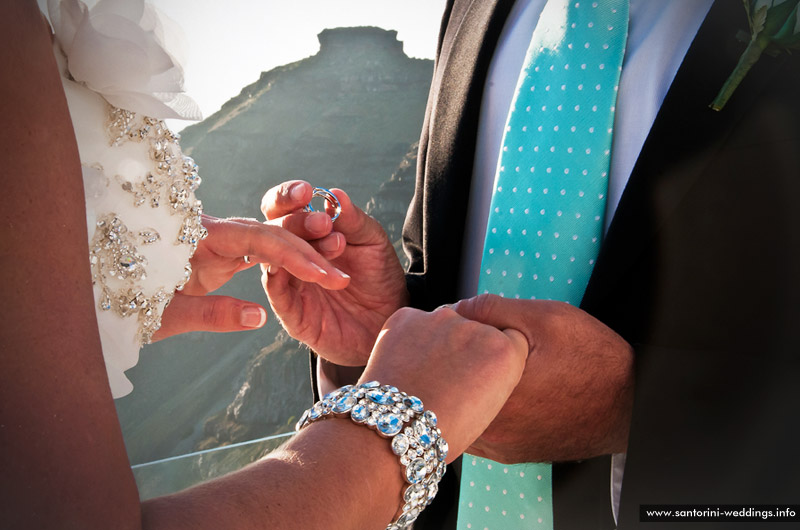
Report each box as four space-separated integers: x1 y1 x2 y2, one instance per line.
132 431 295 500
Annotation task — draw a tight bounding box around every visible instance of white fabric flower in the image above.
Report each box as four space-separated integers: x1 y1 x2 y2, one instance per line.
48 0 202 120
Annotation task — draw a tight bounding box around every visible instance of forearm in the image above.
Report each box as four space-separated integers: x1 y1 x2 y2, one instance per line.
453 296 635 464
0 2 143 527
471 349 634 463
143 419 404 530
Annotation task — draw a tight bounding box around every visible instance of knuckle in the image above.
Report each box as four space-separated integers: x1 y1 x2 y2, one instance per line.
278 212 303 235
242 222 268 259
430 305 457 321
457 318 486 336
385 306 425 328
203 298 234 329
391 306 421 321
260 189 276 216
262 181 297 217
462 292 501 321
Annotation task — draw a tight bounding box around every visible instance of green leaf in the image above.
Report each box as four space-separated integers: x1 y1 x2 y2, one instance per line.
773 3 800 48
760 0 800 37
751 4 768 38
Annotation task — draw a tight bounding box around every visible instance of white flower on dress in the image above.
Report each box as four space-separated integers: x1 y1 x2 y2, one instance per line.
47 0 202 120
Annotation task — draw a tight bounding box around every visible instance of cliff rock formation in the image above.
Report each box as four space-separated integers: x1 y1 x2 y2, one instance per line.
115 27 432 467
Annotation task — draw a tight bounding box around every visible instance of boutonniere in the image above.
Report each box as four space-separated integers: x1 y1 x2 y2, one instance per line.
711 0 800 111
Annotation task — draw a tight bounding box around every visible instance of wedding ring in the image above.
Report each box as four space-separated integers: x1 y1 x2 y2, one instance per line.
304 187 342 222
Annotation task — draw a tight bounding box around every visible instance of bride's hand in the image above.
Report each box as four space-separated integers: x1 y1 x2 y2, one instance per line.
153 214 350 341
261 181 409 366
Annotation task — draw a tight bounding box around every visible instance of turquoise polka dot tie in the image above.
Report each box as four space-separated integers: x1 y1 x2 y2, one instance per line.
458 1 629 529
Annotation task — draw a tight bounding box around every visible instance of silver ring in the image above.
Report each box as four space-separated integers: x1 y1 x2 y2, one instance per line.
303 187 342 222
243 255 251 264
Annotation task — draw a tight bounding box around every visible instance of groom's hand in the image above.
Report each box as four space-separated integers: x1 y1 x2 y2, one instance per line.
452 294 634 464
261 181 409 366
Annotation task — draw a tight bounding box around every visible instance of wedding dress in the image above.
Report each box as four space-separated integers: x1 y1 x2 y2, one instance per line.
47 0 206 398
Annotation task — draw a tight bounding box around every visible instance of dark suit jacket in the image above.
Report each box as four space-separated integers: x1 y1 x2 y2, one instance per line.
403 1 800 529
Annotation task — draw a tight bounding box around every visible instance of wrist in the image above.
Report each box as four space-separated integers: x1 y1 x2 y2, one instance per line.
280 419 403 529
297 381 448 529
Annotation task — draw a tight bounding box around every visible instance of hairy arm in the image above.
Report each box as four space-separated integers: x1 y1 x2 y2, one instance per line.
452 295 634 463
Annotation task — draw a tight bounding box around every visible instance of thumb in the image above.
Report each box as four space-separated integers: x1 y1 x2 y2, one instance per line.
502 328 530 360
153 293 268 341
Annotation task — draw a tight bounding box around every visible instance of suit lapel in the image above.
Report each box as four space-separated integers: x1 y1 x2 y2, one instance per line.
424 0 517 193
412 0 517 309
581 0 788 320
428 0 512 128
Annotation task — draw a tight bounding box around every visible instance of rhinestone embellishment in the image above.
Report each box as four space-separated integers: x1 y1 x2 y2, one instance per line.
87 105 208 345
392 434 410 456
90 214 173 344
297 382 448 530
377 413 403 436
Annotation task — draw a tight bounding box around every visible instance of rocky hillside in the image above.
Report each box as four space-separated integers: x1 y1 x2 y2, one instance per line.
114 27 431 467
180 25 431 219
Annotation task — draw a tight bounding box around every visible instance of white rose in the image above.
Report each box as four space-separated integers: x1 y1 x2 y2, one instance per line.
48 0 202 120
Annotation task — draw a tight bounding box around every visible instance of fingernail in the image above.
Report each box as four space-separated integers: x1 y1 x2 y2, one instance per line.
241 306 267 328
318 233 341 253
314 264 329 276
290 182 306 202
305 212 330 233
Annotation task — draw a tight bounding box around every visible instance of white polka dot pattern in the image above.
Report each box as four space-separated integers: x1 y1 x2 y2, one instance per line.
459 1 629 529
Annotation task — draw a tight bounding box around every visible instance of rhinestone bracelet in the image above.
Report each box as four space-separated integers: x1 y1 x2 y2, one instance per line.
296 381 449 529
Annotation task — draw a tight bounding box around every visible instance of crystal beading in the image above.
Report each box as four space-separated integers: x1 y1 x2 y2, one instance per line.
89 105 209 345
296 381 447 530
109 105 207 251
89 214 174 344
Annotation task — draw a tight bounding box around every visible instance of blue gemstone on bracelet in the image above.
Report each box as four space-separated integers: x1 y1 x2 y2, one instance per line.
333 394 357 413
424 410 438 427
367 389 394 405
415 421 433 448
351 403 369 422
309 402 324 420
377 413 403 436
403 396 424 413
361 380 381 389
